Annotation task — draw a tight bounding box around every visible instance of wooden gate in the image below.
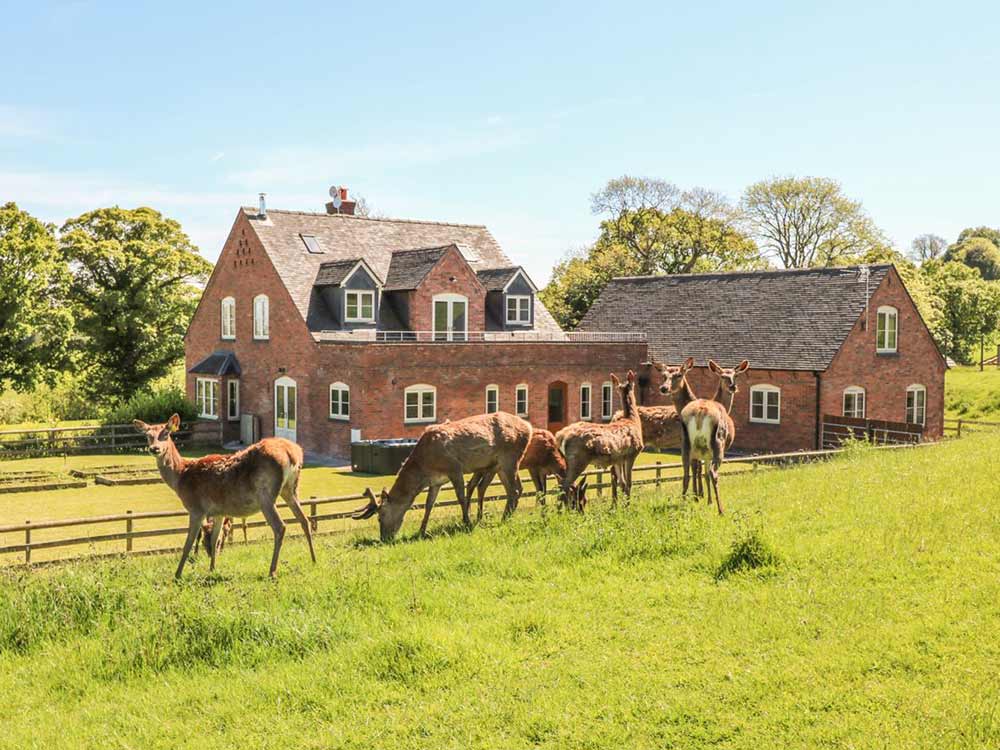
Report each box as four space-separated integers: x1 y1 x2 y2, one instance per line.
821 415 923 449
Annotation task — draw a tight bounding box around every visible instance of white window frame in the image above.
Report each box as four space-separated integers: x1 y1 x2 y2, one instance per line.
432 293 468 341
227 379 239 421
221 297 236 340
404 384 436 424
906 384 926 426
876 305 898 353
842 386 866 418
196 378 220 420
485 384 499 414
580 382 592 420
505 294 531 325
515 384 529 417
749 384 781 424
601 382 613 420
329 382 350 420
344 290 376 323
253 294 269 340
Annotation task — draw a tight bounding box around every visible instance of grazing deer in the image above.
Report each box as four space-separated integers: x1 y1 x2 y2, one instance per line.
133 414 316 578
352 412 532 542
680 360 750 514
556 371 643 510
465 428 567 518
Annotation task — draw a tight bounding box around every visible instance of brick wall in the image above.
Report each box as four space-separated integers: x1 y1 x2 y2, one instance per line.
822 266 946 439
407 247 487 333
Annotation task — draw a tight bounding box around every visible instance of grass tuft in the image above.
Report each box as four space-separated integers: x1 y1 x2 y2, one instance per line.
715 513 783 580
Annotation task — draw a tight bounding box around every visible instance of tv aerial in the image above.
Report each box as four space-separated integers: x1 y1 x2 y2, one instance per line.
328 185 343 210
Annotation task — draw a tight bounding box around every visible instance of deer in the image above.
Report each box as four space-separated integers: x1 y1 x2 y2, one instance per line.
132 414 316 578
352 412 532 542
679 359 750 515
464 428 567 519
555 371 644 510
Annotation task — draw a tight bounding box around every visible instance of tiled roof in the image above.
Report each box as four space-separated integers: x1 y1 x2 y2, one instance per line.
188 351 241 376
315 258 362 287
577 264 894 371
243 208 561 333
383 246 450 291
476 266 521 291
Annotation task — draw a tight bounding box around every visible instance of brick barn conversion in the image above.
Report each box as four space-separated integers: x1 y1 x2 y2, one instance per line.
184 191 645 459
577 264 946 454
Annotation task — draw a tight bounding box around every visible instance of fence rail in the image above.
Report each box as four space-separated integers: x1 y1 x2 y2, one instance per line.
0 443 933 566
0 422 222 459
943 418 1000 437
820 414 924 450
311 330 647 344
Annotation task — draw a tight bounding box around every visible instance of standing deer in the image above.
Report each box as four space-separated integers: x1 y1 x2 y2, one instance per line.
615 357 698 452
680 360 750 514
133 415 316 578
556 371 643 510
352 412 532 541
464 428 567 518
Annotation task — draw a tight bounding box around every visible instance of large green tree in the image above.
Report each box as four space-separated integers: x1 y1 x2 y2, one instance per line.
541 177 761 329
0 202 73 389
944 232 1000 280
921 261 1000 364
739 176 885 268
60 207 211 403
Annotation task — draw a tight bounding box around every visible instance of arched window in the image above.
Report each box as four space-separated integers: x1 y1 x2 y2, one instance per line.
906 384 926 426
329 382 350 420
485 384 499 414
876 305 898 353
404 384 436 423
580 382 592 420
515 384 529 417
601 381 614 420
253 294 269 340
221 297 236 340
749 384 781 424
843 386 866 418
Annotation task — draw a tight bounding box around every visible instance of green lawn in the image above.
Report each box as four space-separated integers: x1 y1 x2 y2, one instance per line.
945 365 1000 421
0 434 998 748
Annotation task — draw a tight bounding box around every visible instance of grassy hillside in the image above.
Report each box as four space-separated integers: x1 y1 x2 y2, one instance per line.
1 435 998 749
946 365 1000 420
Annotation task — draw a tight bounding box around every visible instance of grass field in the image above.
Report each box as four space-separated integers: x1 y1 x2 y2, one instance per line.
945 365 1000 421
0 434 997 748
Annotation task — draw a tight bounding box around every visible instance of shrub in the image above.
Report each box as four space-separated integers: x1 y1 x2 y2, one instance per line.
102 385 197 426
715 513 782 580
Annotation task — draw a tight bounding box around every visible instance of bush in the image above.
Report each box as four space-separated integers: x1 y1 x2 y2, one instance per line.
715 513 782 580
0 373 102 425
102 385 198 426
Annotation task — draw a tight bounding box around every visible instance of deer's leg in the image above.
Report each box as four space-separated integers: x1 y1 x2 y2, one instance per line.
530 468 546 505
498 465 522 519
465 472 482 518
681 432 692 498
475 470 496 522
242 518 248 543
208 515 225 572
175 512 205 580
448 471 473 528
711 442 724 515
260 502 286 578
419 485 441 537
283 492 317 564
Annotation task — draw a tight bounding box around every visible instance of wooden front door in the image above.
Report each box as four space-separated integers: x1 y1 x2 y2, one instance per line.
548 381 567 432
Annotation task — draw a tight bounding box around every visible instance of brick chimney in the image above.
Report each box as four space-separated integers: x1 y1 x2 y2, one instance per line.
325 186 357 216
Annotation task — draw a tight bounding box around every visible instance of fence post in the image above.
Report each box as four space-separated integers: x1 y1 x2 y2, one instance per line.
310 496 318 532
957 419 963 439
655 462 662 488
111 424 117 450
126 510 133 553
24 521 30 565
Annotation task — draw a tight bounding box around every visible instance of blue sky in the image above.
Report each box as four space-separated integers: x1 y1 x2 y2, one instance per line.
2 1 998 284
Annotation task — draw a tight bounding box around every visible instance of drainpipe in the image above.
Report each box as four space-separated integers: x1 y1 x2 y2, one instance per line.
813 371 823 450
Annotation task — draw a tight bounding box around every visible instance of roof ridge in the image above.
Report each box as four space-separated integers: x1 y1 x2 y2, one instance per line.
610 264 893 283
389 245 453 256
241 206 488 229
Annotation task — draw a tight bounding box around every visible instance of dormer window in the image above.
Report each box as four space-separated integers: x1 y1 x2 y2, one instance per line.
506 295 531 325
345 291 375 323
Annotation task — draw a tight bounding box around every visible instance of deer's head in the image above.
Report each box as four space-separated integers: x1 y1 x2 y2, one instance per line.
708 359 750 396
132 414 181 455
351 487 409 542
655 357 694 396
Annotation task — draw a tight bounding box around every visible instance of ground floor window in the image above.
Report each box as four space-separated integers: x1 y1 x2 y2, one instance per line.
580 383 592 420
485 385 499 414
750 384 780 424
601 382 613 420
906 385 926 426
515 384 528 417
330 382 350 420
405 384 436 423
196 378 219 419
843 386 865 418
227 380 239 421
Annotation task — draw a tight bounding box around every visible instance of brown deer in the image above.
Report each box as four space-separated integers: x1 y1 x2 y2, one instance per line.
680 359 750 514
614 358 699 452
133 415 316 578
555 371 643 510
464 428 567 518
352 412 532 541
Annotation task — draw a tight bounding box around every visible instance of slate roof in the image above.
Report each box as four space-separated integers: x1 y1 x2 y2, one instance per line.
243 208 561 334
476 266 522 291
383 246 450 291
315 258 363 287
188 351 241 376
577 264 895 371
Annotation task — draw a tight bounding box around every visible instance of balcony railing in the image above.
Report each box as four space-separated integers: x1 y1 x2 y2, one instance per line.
312 329 646 344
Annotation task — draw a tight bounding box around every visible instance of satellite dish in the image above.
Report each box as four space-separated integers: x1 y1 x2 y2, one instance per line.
328 185 342 209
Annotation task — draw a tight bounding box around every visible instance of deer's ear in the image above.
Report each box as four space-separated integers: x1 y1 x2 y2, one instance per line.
708 359 721 374
167 414 181 432
627 370 636 383
379 488 389 504
737 360 750 373
132 420 148 432
683 356 694 371
610 373 621 387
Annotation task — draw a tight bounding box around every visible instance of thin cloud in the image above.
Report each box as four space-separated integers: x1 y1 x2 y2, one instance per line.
210 151 226 162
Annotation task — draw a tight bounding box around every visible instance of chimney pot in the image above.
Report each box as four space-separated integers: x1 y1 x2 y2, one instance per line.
325 185 357 216
339 186 349 201
258 193 267 219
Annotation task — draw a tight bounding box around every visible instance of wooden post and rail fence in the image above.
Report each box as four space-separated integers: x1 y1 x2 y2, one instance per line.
0 422 222 459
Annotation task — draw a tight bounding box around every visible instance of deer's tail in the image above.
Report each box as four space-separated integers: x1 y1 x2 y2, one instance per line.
276 440 304 498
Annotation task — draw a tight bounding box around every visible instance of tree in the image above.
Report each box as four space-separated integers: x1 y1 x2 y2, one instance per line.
739 176 885 268
60 207 212 404
0 202 73 389
944 235 1000 280
921 261 1000 364
909 233 947 263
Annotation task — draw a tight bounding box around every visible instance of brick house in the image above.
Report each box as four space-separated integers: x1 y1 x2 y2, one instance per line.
184 192 646 458
577 264 946 453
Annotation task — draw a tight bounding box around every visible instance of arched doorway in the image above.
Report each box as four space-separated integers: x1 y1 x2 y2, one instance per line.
547 381 568 432
274 376 297 442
